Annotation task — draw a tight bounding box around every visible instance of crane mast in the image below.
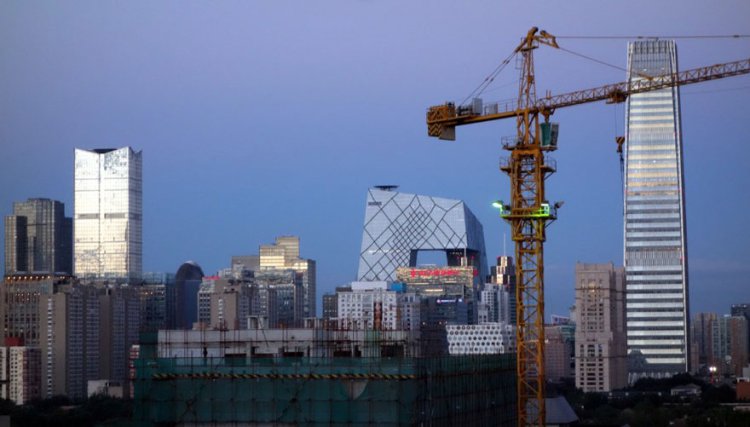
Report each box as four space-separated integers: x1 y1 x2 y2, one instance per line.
506 27 558 427
425 28 750 427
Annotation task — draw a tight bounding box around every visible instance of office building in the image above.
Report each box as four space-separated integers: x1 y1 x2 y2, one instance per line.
322 293 338 320
446 323 515 355
711 315 748 377
322 285 352 321
624 40 690 379
336 282 420 331
478 282 513 325
574 263 627 392
139 272 175 332
357 186 487 283
258 236 316 320
174 261 204 329
4 198 72 274
253 269 300 328
731 303 750 354
690 312 717 374
490 256 516 324
74 147 142 281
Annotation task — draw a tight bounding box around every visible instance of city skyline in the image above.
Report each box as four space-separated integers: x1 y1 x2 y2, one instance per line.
1 2 749 319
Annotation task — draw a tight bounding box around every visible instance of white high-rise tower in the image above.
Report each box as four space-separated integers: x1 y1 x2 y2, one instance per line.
624 40 689 381
74 147 142 280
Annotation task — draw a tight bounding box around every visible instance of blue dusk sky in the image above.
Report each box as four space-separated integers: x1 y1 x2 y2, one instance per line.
1 1 748 318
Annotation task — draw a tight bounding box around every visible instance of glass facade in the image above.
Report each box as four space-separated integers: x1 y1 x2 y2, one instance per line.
4 198 72 274
357 187 488 283
74 147 142 280
624 40 689 380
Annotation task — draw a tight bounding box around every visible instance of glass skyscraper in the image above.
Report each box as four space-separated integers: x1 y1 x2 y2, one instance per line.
624 40 689 380
74 147 142 280
4 198 72 274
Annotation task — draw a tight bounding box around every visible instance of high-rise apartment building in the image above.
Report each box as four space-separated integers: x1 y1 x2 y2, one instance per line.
357 186 487 283
4 198 72 274
624 40 689 380
74 147 142 281
0 274 73 346
7 346 41 404
574 263 627 392
39 283 100 399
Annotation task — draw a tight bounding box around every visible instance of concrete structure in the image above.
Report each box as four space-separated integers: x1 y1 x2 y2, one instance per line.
336 282 420 331
39 283 100 399
99 285 141 395
202 277 252 330
74 147 142 281
446 323 515 355
574 263 627 392
357 187 487 283
8 346 41 404
4 198 72 275
624 40 690 380
134 350 516 426
0 274 72 346
322 285 352 321
546 325 574 381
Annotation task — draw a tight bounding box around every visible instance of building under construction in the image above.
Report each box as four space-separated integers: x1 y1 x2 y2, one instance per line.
132 326 517 426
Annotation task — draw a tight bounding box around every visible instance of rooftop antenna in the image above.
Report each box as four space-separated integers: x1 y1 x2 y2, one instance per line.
503 232 507 256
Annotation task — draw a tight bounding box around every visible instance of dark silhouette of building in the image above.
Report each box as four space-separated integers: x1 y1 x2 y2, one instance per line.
174 261 204 329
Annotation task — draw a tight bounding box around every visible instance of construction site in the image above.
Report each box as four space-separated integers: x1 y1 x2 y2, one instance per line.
131 330 517 426
128 27 750 427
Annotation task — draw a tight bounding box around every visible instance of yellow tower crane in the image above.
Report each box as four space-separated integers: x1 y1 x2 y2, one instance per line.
426 27 750 427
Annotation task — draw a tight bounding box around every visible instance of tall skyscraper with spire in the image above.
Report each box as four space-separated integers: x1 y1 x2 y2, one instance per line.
623 40 689 381
74 147 142 281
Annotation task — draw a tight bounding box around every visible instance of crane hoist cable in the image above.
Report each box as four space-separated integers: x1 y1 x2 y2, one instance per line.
557 46 629 74
460 50 517 106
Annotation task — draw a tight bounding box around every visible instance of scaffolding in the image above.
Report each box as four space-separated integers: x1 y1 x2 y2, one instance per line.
133 346 516 426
